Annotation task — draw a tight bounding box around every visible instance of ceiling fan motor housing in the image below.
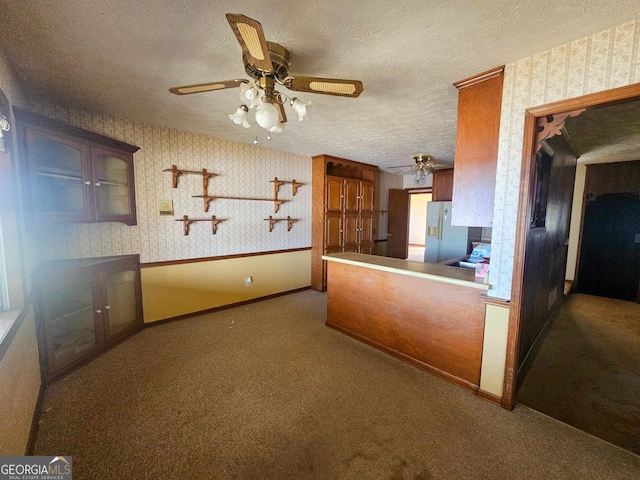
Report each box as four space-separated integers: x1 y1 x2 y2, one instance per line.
243 41 291 82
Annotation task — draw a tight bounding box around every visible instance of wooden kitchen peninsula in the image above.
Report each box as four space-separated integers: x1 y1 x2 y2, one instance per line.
323 252 490 393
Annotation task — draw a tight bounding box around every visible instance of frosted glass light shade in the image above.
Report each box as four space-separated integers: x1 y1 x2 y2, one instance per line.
239 81 264 109
255 102 279 130
290 97 310 121
229 105 250 128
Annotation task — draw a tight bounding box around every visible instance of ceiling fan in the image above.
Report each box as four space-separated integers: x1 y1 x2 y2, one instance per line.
169 13 364 135
385 154 452 186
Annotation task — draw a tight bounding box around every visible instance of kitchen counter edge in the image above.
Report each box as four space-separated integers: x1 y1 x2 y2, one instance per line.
322 253 490 291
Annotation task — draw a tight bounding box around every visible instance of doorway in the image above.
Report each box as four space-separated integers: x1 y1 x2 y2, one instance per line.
407 193 431 261
387 188 431 261
508 85 640 454
505 83 640 408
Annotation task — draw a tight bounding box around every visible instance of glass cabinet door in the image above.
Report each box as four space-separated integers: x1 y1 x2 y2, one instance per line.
43 278 99 373
104 269 139 340
26 129 92 221
92 147 134 221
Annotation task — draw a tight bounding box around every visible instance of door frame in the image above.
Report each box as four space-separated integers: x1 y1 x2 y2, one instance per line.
502 82 640 409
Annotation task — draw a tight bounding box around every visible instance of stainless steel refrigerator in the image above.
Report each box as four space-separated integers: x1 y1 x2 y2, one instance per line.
424 201 469 263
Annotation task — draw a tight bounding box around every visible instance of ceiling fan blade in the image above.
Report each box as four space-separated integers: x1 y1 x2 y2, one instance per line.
283 76 363 98
169 79 248 95
384 164 416 170
396 167 418 175
226 13 273 74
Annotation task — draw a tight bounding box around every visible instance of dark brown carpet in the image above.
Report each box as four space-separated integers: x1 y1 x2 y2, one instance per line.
34 290 640 479
517 293 640 455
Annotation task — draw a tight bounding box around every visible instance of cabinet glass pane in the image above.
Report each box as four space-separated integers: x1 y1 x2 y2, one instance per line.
33 140 85 214
94 154 131 216
47 282 97 366
106 269 138 338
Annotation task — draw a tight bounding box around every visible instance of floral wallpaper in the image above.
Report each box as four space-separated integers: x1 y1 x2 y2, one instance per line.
490 18 640 299
27 105 312 264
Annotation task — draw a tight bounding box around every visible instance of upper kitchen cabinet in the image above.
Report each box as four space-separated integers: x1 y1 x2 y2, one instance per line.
432 168 454 201
451 66 504 227
15 108 139 225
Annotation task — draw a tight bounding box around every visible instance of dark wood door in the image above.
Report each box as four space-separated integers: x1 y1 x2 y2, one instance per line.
577 193 640 302
387 189 409 259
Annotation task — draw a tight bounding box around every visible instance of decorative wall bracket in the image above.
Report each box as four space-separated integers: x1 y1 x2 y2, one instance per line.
163 165 219 189
534 109 585 153
175 214 226 236
264 216 298 232
192 195 289 213
270 177 305 198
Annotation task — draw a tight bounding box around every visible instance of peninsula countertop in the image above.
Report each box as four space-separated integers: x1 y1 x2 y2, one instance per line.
322 252 490 291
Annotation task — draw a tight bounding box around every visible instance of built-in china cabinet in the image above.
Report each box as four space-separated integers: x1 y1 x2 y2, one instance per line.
32 255 143 384
14 108 139 225
311 154 378 291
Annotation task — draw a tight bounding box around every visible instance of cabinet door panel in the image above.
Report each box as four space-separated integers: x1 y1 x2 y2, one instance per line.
325 213 343 250
26 129 93 222
359 243 373 254
343 213 359 250
360 181 374 213
359 213 374 244
344 179 360 213
42 276 101 375
433 169 453 202
92 146 136 223
325 176 343 212
103 268 140 341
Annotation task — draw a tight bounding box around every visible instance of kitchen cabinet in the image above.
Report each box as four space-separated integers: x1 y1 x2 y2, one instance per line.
311 154 378 291
432 168 454 201
14 108 139 225
451 66 504 227
32 255 143 384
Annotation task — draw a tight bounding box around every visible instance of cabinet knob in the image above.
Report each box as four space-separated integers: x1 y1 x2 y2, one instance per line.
94 182 101 187
96 309 102 314
105 305 110 310
84 181 91 185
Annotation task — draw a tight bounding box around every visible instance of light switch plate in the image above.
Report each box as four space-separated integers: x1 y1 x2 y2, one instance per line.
158 200 173 216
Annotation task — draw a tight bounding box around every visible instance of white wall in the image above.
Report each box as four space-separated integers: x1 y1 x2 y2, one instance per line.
409 193 430 245
490 18 640 300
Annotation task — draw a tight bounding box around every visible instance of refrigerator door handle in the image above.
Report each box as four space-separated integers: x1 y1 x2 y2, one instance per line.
437 215 443 241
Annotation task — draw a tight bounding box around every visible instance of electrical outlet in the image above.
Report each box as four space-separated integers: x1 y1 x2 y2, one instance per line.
246 276 252 286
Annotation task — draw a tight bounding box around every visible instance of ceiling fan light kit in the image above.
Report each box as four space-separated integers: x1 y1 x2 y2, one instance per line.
383 153 451 185
170 13 363 142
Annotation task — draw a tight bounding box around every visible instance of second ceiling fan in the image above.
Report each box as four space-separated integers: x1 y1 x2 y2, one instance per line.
385 154 452 186
169 14 364 134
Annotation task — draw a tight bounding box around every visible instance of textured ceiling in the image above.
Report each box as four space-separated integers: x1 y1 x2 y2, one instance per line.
1 0 639 169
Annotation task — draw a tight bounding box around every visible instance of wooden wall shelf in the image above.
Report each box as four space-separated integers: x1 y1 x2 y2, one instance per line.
192 195 289 213
270 177 305 198
175 215 226 235
163 164 219 189
264 216 298 232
